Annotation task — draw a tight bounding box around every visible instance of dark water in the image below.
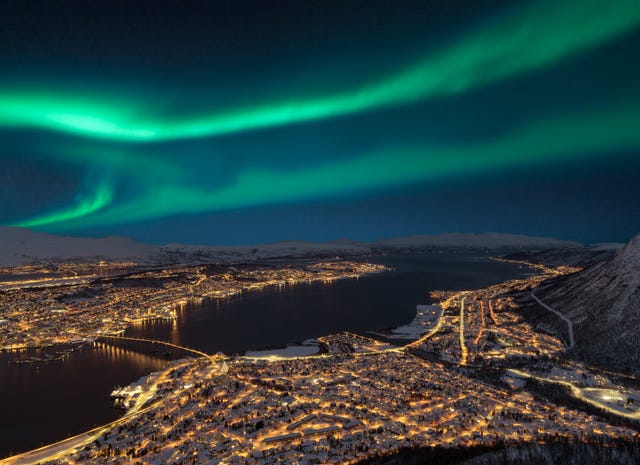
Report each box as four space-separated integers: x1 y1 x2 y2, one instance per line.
0 252 530 458
0 346 168 458
126 252 530 353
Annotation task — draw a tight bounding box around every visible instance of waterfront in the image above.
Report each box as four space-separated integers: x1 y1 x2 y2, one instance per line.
0 252 530 458
125 252 530 354
0 346 168 459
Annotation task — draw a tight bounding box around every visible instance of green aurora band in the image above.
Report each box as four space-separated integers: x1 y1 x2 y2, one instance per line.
12 99 640 230
0 0 639 142
3 0 640 230
15 179 114 229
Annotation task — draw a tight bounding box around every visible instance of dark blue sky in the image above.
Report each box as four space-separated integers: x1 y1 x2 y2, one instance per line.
0 0 639 244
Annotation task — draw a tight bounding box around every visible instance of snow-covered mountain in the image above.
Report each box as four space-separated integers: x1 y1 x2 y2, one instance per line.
0 227 586 268
159 240 371 263
533 234 640 374
0 227 372 267
0 227 156 267
503 243 622 268
372 232 581 250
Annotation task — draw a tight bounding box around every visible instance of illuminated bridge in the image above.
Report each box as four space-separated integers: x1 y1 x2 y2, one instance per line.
95 334 218 364
0 337 226 465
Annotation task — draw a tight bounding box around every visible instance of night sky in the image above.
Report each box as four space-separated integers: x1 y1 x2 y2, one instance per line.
1 0 639 244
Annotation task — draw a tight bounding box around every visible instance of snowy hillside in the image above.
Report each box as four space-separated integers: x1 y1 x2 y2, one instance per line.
372 232 581 250
533 234 640 374
502 243 622 268
0 227 156 267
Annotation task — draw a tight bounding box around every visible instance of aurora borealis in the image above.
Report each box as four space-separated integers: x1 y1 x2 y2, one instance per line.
1 0 640 244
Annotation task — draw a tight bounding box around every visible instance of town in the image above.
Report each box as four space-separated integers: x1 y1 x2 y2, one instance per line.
26 346 638 465
0 260 386 351
4 259 640 465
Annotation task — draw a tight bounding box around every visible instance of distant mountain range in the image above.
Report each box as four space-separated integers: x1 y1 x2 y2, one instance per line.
3 226 639 373
370 232 582 250
0 227 157 267
0 226 595 268
530 234 640 374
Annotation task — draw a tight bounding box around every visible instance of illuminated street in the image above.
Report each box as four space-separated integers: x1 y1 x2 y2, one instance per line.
0 260 386 351
3 261 640 464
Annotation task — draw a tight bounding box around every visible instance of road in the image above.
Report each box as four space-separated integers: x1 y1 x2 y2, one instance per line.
530 289 575 349
487 300 498 325
507 368 640 421
459 296 468 366
473 300 486 346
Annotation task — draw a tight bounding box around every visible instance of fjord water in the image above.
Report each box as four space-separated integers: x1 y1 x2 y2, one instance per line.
0 252 530 458
125 252 530 353
0 347 168 459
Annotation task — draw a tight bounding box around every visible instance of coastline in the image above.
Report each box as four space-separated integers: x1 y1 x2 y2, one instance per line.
0 260 388 355
2 253 563 462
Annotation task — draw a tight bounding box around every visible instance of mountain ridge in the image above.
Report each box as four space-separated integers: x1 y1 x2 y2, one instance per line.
533 234 640 374
0 227 593 268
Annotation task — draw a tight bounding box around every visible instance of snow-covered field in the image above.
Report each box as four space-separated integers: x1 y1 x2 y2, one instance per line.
580 388 640 416
546 366 610 388
373 304 442 340
244 341 320 359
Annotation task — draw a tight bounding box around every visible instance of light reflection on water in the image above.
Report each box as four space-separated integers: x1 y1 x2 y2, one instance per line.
125 252 531 355
0 344 169 458
1 252 530 458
